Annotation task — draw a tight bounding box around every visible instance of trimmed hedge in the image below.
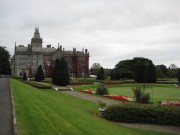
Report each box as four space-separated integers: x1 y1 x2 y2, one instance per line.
22 81 52 89
103 105 180 126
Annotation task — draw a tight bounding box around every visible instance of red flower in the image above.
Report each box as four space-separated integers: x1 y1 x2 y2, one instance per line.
80 89 95 94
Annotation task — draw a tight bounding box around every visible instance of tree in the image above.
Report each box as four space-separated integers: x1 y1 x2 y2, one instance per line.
0 46 11 75
133 57 151 83
144 61 157 83
35 65 44 82
97 67 105 80
113 60 134 79
52 59 60 84
52 58 70 86
177 70 180 83
90 63 102 75
23 72 27 80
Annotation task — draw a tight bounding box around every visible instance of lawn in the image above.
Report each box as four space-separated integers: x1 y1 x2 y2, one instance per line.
72 83 180 103
11 79 171 135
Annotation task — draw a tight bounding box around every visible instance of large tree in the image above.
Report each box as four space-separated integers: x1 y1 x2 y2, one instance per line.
52 58 70 86
90 63 102 75
97 67 105 80
144 60 157 83
114 60 134 79
0 46 11 75
35 65 45 82
133 57 152 83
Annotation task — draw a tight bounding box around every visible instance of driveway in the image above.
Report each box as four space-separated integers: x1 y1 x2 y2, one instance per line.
0 78 13 135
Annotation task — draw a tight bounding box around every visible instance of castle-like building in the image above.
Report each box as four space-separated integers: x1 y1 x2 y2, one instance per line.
11 28 89 78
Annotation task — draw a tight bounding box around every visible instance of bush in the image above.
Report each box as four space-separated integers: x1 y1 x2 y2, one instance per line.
103 105 180 126
132 85 150 104
96 83 108 95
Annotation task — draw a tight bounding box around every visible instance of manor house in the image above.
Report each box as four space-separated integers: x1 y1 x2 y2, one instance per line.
11 28 89 78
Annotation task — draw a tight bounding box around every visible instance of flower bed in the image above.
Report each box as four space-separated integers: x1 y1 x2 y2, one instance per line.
104 95 134 101
80 89 95 94
161 101 180 106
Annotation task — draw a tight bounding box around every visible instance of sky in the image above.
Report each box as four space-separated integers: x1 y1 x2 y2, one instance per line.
0 0 180 68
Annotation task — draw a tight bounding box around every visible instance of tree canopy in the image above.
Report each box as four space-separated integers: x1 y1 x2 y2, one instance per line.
113 57 157 83
35 65 45 82
52 58 70 86
0 46 11 75
97 67 105 80
90 63 102 75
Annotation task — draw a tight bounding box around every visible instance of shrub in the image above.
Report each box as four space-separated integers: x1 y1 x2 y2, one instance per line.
103 105 180 126
132 84 150 104
96 83 108 95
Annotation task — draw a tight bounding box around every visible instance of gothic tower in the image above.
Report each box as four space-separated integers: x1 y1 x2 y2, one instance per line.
31 27 43 47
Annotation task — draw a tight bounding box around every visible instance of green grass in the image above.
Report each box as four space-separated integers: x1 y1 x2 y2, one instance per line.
11 79 171 135
72 83 180 103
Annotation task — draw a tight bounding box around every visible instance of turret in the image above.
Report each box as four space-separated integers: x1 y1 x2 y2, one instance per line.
31 27 43 47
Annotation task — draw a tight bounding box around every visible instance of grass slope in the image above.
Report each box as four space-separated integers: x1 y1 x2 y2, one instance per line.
11 79 171 135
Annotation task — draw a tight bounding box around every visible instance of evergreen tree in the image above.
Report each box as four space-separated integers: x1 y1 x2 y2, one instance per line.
52 59 60 84
177 70 180 83
144 61 157 83
23 72 27 80
35 65 44 82
97 67 105 80
52 58 70 86
0 46 11 75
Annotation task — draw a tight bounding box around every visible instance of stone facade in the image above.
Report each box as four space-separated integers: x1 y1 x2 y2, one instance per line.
11 28 89 78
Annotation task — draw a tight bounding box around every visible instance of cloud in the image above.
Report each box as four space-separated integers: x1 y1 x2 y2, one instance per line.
0 0 180 68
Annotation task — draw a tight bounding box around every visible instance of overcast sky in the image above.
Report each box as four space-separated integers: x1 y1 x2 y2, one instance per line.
0 0 180 68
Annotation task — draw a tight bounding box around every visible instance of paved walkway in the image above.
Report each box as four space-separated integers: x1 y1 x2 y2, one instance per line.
60 90 180 135
0 78 13 135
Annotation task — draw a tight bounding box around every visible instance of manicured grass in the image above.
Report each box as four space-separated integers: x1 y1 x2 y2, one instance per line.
73 84 180 103
11 79 170 135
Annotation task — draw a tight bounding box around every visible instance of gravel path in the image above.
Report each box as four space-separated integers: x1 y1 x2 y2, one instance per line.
61 91 120 105
0 78 13 135
60 90 180 135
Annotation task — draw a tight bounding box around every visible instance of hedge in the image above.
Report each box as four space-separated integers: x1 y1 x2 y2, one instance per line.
103 105 180 126
22 81 52 89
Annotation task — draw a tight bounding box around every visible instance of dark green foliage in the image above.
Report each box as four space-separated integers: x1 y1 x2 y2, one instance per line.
144 61 157 83
90 63 101 75
23 72 27 80
0 46 11 75
35 65 44 82
177 70 180 83
96 83 108 95
113 60 134 79
97 67 105 80
133 57 150 83
132 85 150 104
156 64 168 78
52 59 60 84
52 58 70 86
103 105 180 126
